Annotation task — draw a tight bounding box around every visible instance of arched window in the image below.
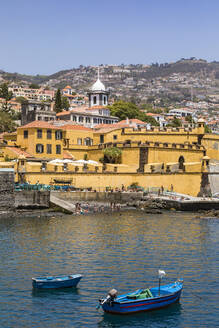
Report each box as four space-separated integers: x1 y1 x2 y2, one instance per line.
178 156 185 170
93 96 97 105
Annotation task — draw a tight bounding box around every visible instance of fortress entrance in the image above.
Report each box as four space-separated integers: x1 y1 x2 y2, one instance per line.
138 147 148 172
178 156 185 171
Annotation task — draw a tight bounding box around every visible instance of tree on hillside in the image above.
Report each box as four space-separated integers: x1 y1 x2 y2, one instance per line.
140 103 154 111
61 96 70 110
0 111 17 133
54 89 62 113
167 116 182 127
109 101 142 120
29 83 40 89
0 83 15 114
109 101 159 126
185 114 194 123
204 124 212 133
15 96 28 105
140 114 160 126
0 83 13 101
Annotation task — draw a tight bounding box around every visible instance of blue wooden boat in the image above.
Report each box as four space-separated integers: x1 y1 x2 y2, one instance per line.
32 274 82 289
98 271 183 314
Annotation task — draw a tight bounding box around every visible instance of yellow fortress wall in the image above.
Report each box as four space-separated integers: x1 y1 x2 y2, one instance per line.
1 118 219 196
21 171 202 196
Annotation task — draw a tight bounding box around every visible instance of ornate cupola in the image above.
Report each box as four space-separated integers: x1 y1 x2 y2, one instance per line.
88 68 109 107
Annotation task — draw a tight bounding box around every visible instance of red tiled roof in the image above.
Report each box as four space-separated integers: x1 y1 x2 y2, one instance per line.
63 94 76 98
61 124 92 131
86 105 110 111
90 105 109 109
7 147 33 158
146 113 157 116
56 106 103 116
208 120 218 125
56 111 70 117
94 123 126 129
119 119 146 124
0 131 17 137
94 123 130 133
18 121 58 129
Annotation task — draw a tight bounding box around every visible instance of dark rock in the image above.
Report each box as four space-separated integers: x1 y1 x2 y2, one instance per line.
144 209 163 214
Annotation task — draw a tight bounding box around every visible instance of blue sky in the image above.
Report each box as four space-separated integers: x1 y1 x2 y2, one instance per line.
1 0 218 75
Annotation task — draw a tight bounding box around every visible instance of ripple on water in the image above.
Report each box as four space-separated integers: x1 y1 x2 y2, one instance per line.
0 211 218 327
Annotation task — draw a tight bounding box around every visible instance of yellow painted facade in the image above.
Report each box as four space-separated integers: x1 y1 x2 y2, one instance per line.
16 170 201 196
202 134 219 160
0 119 218 196
16 125 63 159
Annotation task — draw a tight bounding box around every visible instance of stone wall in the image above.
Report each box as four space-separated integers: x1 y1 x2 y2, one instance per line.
0 169 15 211
15 190 50 209
209 162 219 196
51 191 143 204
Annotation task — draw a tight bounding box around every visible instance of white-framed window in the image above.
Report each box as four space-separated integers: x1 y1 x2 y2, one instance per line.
55 130 62 140
36 144 44 153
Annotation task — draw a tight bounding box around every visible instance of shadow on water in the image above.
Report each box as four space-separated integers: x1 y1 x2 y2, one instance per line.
98 303 182 328
31 286 80 298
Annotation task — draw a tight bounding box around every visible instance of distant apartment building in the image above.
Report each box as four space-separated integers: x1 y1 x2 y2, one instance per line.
146 113 168 128
207 120 219 133
9 84 55 101
62 85 73 96
168 108 196 118
61 85 86 107
21 101 56 125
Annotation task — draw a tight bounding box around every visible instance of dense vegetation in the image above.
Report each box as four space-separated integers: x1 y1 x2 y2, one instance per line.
54 89 70 113
0 83 18 132
109 101 159 126
102 147 122 164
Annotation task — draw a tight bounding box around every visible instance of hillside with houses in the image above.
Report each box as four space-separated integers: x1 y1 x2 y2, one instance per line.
0 58 219 133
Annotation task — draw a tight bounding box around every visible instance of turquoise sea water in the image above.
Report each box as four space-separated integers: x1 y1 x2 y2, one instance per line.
0 210 218 327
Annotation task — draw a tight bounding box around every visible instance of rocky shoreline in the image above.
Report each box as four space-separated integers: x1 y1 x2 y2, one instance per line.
1 205 219 220
1 191 219 219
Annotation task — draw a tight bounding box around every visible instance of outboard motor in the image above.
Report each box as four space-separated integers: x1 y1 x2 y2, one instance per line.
99 289 118 308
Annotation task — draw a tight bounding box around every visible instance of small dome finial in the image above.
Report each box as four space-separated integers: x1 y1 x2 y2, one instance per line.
91 67 106 91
